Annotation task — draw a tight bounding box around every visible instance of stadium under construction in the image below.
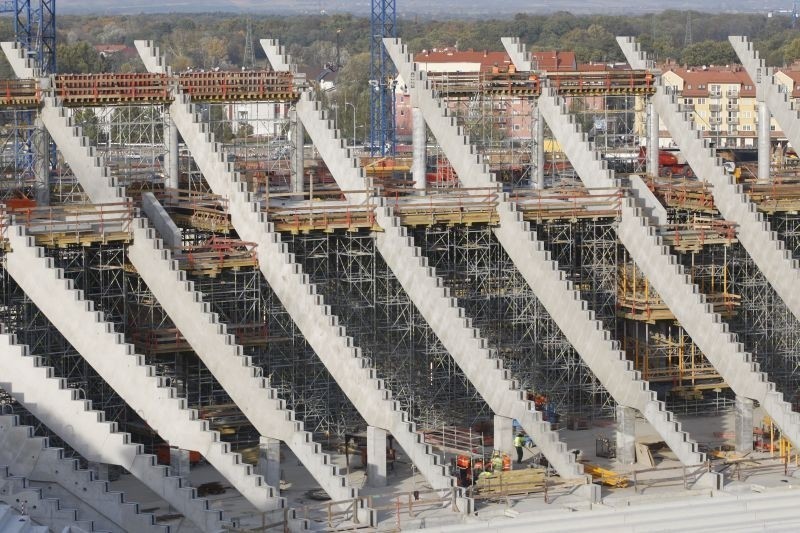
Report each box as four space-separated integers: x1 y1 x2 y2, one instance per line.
1 31 800 532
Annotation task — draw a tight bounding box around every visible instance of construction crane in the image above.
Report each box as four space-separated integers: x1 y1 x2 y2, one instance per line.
5 0 57 74
369 0 396 156
0 1 57 204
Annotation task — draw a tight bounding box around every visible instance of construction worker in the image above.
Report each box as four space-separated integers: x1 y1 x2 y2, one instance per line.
514 432 526 464
491 450 503 472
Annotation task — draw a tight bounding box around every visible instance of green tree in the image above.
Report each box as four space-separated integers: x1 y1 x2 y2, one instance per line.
73 108 104 145
681 40 737 67
57 41 106 74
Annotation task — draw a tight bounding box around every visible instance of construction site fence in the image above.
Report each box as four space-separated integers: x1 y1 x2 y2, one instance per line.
630 455 795 495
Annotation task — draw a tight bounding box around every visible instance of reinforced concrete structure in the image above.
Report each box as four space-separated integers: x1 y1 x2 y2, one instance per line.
0 31 798 531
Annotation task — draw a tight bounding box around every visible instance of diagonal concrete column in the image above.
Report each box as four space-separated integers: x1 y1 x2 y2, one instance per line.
620 36 800 324
385 36 704 467
137 39 456 498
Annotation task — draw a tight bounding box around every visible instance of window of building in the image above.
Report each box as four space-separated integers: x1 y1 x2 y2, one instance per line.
744 111 752 119
697 98 706 104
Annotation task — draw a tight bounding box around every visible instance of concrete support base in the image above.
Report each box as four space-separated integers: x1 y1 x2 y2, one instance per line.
493 415 514 455
412 107 426 194
735 396 754 454
572 482 602 503
258 436 281 490
88 461 109 481
366 426 387 488
694 471 723 491
616 405 636 465
169 448 191 478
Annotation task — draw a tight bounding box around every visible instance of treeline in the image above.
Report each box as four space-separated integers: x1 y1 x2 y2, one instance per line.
0 10 795 141
40 10 800 74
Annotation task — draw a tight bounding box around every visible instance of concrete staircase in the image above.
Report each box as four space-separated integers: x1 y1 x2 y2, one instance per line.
294 91 583 479
3 224 284 513
0 42 122 205
134 40 457 495
730 36 800 161
11 44 353 514
0 502 50 533
383 37 704 466
0 414 165 532
535 82 800 451
0 467 100 532
127 219 360 507
618 36 800 324
0 331 230 532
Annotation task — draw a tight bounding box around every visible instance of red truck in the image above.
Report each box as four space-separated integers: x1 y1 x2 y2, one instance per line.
638 147 695 178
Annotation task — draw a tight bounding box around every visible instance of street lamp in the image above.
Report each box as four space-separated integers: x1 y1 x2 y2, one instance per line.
345 102 356 146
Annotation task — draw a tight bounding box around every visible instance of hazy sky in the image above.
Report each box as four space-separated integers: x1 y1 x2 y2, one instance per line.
55 0 792 16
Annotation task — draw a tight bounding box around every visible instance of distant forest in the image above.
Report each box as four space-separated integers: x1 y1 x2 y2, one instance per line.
0 10 796 140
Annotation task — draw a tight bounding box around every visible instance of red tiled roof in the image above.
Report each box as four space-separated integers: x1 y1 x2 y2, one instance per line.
531 50 577 72
778 69 800 98
666 67 755 97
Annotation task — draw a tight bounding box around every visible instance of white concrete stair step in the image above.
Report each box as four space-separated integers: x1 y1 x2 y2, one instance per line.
294 88 581 480
622 39 800 322
136 38 450 500
4 225 282 513
128 218 354 502
0 416 166 532
387 35 703 468
0 333 231 532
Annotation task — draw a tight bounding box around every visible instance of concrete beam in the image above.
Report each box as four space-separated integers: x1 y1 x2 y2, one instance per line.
141 192 182 249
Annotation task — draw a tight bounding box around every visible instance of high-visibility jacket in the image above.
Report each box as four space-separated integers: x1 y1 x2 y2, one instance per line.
514 435 525 448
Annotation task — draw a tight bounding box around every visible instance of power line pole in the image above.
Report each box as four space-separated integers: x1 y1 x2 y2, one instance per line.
684 11 693 47
243 16 255 69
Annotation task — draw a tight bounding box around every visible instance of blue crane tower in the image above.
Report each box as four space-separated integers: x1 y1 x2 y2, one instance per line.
0 1 56 203
2 0 57 74
369 0 396 155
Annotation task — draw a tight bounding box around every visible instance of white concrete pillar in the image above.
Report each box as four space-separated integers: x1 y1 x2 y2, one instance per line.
88 461 109 481
169 118 179 189
366 426 387 487
534 104 545 189
258 436 281 489
615 405 636 465
412 107 427 194
34 117 50 206
493 415 514 455
291 109 304 195
758 100 771 180
735 396 754 453
169 447 191 478
647 101 659 177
